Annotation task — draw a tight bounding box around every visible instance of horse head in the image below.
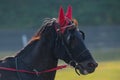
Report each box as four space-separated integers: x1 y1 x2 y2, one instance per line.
53 6 98 75
21 5 98 76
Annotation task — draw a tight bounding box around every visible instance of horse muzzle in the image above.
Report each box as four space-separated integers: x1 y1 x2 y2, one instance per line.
75 62 98 75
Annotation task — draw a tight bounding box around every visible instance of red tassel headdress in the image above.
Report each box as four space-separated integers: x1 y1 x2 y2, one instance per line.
58 5 73 33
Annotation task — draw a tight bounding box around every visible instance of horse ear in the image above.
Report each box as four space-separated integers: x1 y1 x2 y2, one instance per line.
66 5 72 20
58 6 65 27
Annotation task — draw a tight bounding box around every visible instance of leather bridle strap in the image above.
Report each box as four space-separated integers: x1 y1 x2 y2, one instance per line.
0 64 67 75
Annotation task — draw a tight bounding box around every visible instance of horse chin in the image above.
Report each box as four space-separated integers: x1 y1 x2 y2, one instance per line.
80 69 89 75
75 67 89 75
75 65 89 75
78 66 95 75
75 65 94 75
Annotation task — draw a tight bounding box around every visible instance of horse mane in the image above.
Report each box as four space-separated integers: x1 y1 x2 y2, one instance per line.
15 18 57 57
29 18 57 43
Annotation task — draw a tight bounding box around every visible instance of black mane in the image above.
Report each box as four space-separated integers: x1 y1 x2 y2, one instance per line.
15 18 57 57
32 18 57 39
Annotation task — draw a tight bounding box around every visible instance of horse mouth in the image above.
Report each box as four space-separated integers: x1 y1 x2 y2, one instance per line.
80 69 95 75
83 70 89 75
79 69 89 75
75 68 89 75
75 64 95 75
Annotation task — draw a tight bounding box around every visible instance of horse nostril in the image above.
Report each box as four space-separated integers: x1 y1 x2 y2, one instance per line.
88 62 98 68
95 63 98 67
88 63 95 67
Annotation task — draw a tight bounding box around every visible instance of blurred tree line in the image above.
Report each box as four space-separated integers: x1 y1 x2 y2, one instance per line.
0 0 120 28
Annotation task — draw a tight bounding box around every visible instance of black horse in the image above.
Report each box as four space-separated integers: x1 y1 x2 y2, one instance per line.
0 6 98 80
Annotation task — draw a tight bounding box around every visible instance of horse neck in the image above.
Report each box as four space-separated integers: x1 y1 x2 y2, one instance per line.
15 29 58 80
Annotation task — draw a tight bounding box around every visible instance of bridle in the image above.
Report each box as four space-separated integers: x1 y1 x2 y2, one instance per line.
61 36 88 76
54 20 88 75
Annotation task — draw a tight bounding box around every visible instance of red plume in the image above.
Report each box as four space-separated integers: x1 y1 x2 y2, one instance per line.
66 5 72 20
58 6 65 27
57 6 73 33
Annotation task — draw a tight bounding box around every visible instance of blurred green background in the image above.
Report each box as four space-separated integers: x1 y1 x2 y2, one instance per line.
0 0 120 28
0 0 120 80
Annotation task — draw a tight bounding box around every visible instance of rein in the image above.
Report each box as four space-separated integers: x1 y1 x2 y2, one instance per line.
0 65 67 75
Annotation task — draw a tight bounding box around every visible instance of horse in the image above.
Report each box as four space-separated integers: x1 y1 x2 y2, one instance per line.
0 6 98 80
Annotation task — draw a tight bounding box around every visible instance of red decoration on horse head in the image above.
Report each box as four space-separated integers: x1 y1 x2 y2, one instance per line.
58 6 65 28
58 5 73 33
66 5 72 20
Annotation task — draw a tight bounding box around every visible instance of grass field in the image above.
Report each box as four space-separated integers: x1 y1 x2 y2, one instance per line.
55 48 120 80
55 61 120 80
0 49 120 80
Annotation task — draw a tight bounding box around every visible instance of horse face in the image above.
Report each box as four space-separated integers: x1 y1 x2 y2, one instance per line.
54 23 98 75
54 6 98 75
63 26 98 75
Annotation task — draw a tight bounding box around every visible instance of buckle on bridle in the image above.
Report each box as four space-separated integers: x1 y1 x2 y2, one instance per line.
69 60 82 76
69 60 77 67
33 69 39 76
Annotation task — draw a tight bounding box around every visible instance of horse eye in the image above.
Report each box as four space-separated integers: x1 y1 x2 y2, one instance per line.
70 36 77 48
